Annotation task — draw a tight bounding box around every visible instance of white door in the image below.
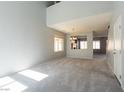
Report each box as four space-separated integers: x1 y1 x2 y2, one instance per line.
113 16 122 84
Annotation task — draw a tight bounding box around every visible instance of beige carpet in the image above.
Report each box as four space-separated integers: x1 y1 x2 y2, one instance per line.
1 55 123 92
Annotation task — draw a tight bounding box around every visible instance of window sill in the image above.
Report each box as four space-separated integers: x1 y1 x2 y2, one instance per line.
54 51 64 53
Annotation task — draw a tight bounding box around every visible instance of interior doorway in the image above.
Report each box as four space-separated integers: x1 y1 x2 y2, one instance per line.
93 36 107 55
93 31 108 60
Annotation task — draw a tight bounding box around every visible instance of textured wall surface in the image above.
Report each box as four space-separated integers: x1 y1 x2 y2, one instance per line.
0 2 66 77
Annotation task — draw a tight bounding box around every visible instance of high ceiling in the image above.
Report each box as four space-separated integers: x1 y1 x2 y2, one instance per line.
49 12 112 36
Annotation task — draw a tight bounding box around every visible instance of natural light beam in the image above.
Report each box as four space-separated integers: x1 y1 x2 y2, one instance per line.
1 81 27 91
18 70 48 81
0 77 14 87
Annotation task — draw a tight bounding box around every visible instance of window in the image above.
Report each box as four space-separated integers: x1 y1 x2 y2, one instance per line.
54 37 64 52
93 40 100 49
80 41 87 49
70 36 87 49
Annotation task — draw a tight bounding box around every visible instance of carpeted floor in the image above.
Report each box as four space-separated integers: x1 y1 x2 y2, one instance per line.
0 55 123 92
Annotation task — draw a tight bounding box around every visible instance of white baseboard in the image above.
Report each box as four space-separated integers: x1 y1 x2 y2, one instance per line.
107 60 124 91
122 84 124 91
107 60 114 74
106 56 124 91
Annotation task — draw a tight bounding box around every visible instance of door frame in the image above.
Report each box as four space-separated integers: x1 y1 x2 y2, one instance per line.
113 15 122 86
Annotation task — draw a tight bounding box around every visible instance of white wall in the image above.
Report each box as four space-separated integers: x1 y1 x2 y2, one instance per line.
47 1 113 26
66 32 93 59
107 2 124 90
0 2 65 77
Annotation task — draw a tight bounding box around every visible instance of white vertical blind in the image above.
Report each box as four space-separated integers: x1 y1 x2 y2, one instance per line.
93 41 100 49
54 37 64 52
80 41 87 49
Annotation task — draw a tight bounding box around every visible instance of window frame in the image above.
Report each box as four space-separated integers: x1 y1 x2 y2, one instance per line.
80 40 87 49
93 40 100 49
54 37 64 52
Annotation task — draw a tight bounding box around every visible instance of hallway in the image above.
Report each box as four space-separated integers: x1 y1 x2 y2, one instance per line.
1 56 122 92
